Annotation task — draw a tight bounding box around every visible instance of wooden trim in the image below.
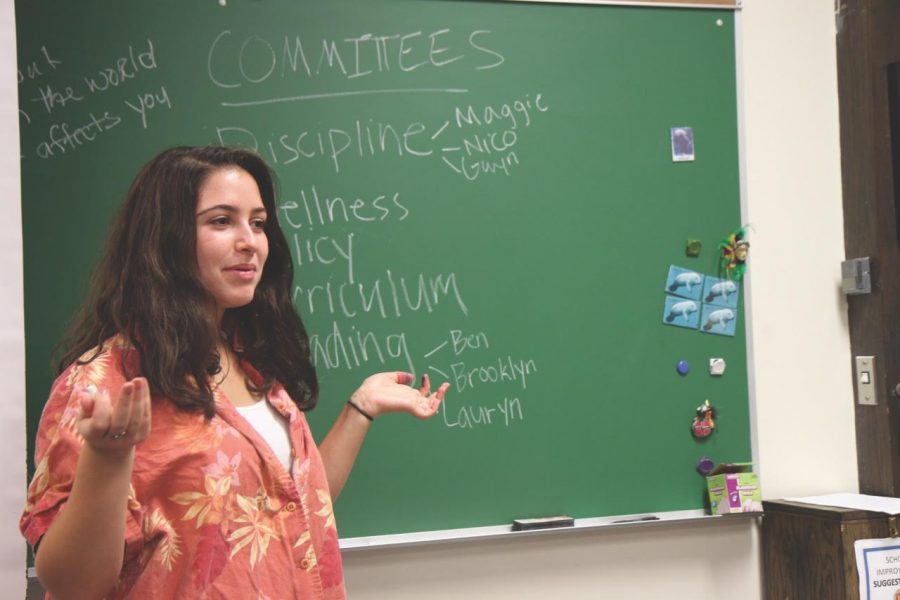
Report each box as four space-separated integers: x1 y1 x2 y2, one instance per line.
838 0 900 495
498 0 740 9
763 500 888 522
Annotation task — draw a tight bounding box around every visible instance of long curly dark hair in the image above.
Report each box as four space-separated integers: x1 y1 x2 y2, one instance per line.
57 145 318 417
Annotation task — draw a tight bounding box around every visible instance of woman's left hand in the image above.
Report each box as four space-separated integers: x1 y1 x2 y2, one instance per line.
351 372 449 420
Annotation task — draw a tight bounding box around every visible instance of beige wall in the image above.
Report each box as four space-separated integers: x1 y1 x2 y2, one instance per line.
1 0 26 596
741 0 857 501
3 0 853 598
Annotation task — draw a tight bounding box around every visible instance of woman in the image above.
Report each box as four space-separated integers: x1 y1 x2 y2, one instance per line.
20 146 448 599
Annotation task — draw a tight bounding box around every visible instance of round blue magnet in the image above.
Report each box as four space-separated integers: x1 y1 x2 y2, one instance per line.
676 360 690 375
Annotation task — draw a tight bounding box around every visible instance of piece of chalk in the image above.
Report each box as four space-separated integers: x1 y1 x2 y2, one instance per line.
612 515 660 524
512 516 575 531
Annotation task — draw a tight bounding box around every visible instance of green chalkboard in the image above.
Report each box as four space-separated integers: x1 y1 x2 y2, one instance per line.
17 0 749 539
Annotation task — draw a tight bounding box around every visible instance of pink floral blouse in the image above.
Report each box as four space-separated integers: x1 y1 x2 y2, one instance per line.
21 336 346 599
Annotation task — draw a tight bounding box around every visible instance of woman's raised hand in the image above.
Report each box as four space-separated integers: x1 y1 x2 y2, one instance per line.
351 372 449 420
75 377 152 453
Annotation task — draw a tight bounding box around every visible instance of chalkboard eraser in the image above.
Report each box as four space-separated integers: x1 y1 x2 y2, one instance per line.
511 516 575 531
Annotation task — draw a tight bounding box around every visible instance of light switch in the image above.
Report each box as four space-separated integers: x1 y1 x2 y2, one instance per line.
855 356 877 406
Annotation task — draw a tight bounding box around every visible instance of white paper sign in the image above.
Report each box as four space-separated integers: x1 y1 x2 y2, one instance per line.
787 493 900 515
855 538 900 600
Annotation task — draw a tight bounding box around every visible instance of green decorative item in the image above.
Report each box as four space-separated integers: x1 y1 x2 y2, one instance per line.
719 226 750 281
685 239 702 257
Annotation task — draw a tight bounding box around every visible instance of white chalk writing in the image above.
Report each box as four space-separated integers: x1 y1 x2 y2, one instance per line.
310 320 414 375
450 356 537 393
294 270 469 320
279 186 409 231
35 112 122 159
441 396 524 429
216 90 548 178
124 85 172 129
82 39 158 95
17 46 62 85
208 28 504 93
22 38 166 159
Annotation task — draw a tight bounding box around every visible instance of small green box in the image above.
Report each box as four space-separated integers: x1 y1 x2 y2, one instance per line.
685 239 702 257
707 462 762 515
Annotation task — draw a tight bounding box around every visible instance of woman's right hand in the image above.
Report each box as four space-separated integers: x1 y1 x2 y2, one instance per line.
35 377 153 599
75 377 152 454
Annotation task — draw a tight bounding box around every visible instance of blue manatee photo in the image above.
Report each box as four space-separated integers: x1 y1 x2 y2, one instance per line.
669 272 702 293
666 300 698 322
662 295 700 329
702 276 740 308
665 266 704 301
700 306 737 336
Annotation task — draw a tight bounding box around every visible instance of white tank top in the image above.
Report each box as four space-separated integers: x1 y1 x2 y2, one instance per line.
235 399 292 472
